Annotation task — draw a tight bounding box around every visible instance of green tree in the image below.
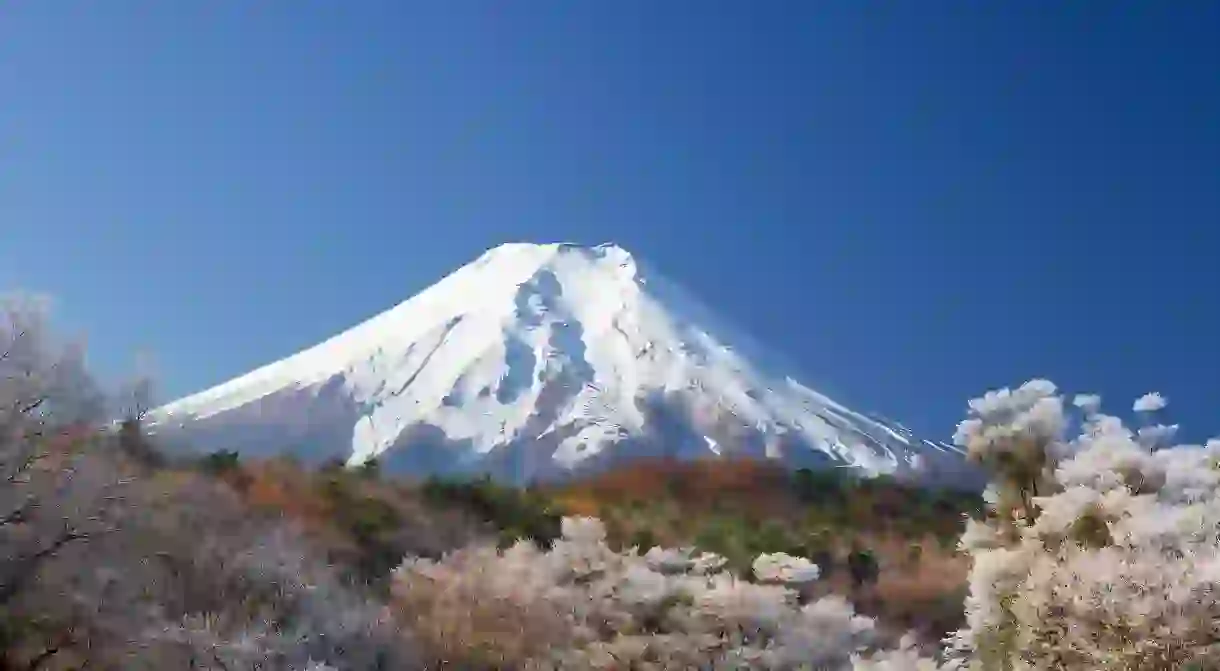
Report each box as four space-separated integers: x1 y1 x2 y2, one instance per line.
198 449 241 476
629 527 658 551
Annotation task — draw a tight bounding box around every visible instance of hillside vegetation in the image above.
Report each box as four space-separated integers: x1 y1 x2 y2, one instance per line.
172 451 983 647
411 459 981 644
3 296 1217 670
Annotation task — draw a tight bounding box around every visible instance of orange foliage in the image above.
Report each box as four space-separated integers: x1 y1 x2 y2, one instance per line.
552 457 793 516
240 460 332 524
551 492 602 517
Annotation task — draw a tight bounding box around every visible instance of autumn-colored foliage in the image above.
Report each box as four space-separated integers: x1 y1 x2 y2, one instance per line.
513 458 975 646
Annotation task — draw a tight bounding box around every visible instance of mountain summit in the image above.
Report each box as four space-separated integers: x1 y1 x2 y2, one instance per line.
150 242 968 484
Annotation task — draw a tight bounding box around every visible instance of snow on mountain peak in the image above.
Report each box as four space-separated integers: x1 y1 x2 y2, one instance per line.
149 242 970 485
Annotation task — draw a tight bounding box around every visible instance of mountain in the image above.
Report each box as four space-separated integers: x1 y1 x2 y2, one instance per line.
148 242 973 486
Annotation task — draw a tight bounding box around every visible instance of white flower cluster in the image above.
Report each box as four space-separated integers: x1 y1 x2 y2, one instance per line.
752 552 821 584
392 515 911 669
948 379 1220 669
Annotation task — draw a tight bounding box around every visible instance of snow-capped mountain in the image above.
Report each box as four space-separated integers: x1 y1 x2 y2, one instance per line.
149 242 972 486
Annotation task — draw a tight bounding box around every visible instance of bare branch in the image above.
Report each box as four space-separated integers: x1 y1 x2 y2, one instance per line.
17 396 45 417
25 644 62 670
0 528 93 605
3 447 43 484
1 494 36 526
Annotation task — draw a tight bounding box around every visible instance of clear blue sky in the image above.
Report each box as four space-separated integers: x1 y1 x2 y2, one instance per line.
2 3 1217 442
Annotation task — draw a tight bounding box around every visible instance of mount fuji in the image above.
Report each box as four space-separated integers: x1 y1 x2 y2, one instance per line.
148 242 972 486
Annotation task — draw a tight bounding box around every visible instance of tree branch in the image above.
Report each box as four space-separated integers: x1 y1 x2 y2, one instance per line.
3 444 45 485
0 528 93 605
1 495 36 527
24 644 60 670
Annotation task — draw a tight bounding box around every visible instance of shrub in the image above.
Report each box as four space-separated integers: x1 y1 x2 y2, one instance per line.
792 468 849 506
198 448 241 476
847 547 880 590
0 297 416 670
629 527 658 552
420 475 564 549
391 515 895 669
944 379 1220 670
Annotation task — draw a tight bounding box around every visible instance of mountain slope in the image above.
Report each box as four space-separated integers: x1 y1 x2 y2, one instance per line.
149 242 971 485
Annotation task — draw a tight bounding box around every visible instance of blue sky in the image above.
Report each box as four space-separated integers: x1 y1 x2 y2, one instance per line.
2 3 1217 441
